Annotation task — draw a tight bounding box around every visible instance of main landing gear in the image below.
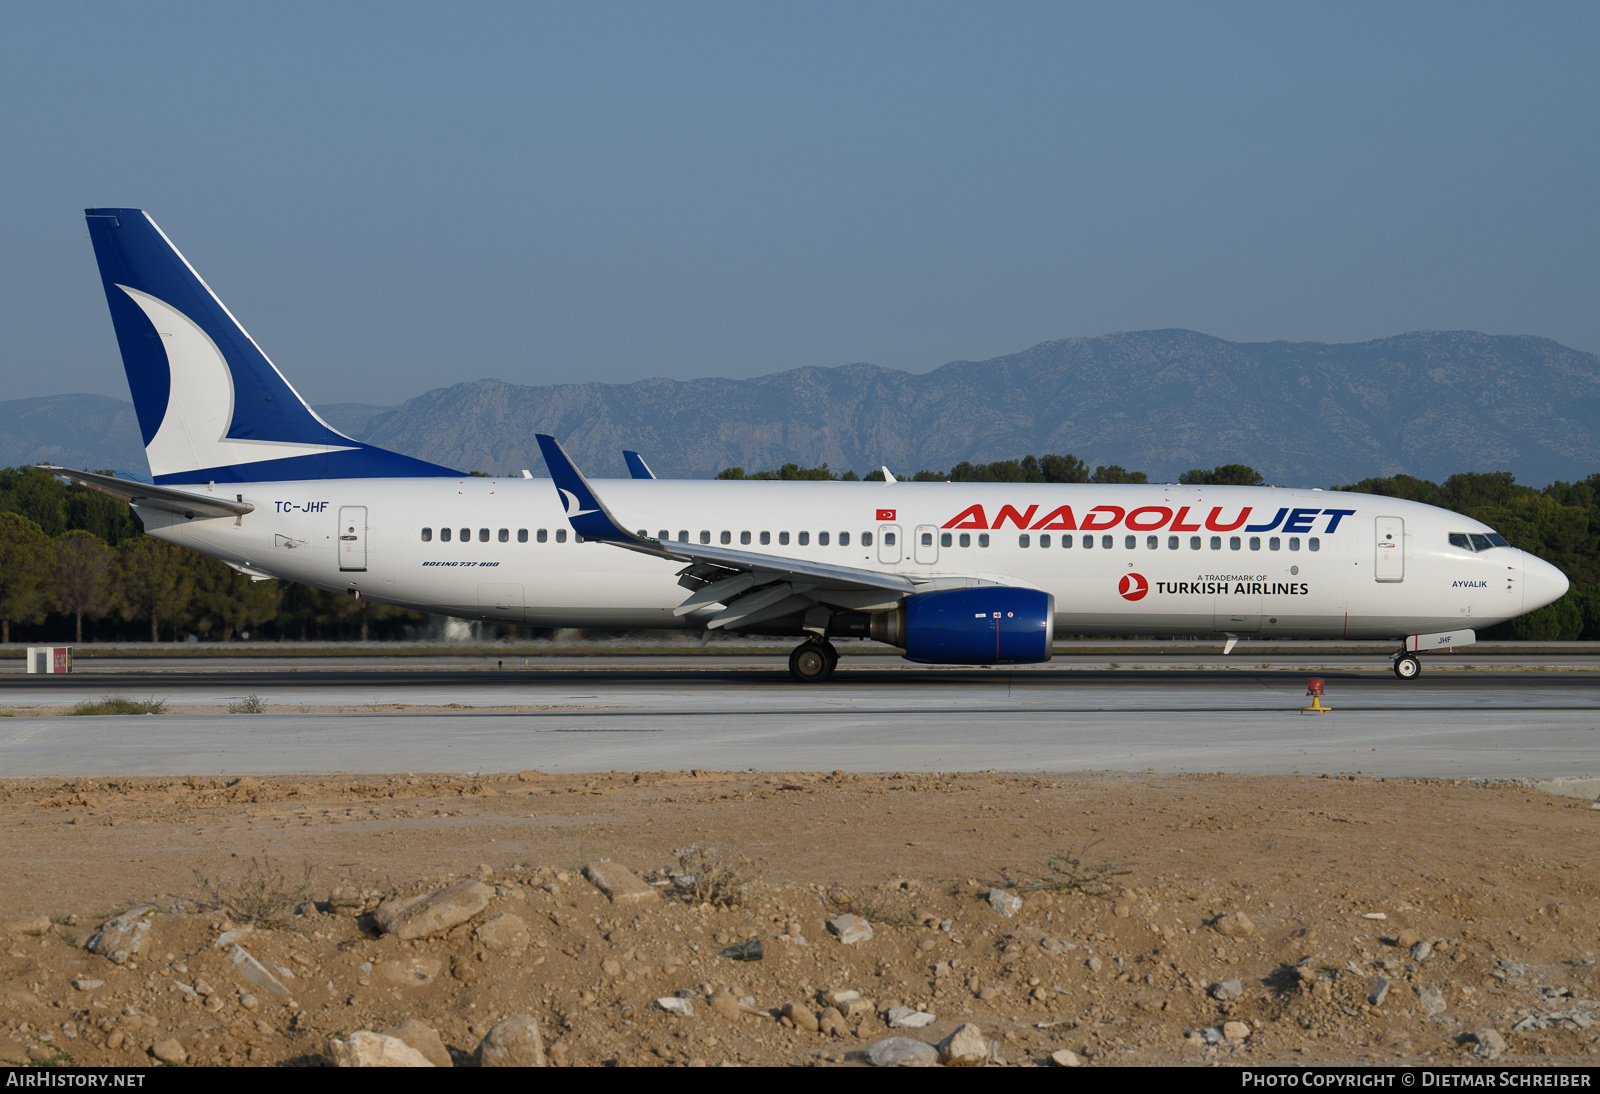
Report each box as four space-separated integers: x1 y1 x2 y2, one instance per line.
1392 652 1422 680
789 639 839 683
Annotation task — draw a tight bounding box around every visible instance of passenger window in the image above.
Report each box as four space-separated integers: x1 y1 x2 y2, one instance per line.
1309 537 1321 552
476 528 487 542
1125 535 1136 549
1168 536 1178 550
460 527 470 542
740 531 751 545
498 528 509 543
780 532 790 545
1449 533 1472 550
1229 536 1240 550
799 532 810 546
518 529 528 543
922 532 933 546
537 529 547 543
1101 535 1113 549
959 533 971 548
840 532 850 546
760 531 771 545
1146 536 1157 549
421 528 432 542
556 529 567 543
658 530 669 541
1289 537 1301 551
978 533 990 547
700 531 710 544
1083 534 1094 549
1210 536 1221 550
1469 534 1491 552
1019 534 1030 548
1039 534 1050 548
1269 537 1280 550
819 532 830 546
1249 536 1260 551
441 527 452 542
883 532 894 545
861 532 872 546
1190 536 1201 550
720 531 731 545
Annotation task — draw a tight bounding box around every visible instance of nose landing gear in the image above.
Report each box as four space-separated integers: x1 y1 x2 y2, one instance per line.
789 639 839 683
1393 652 1421 679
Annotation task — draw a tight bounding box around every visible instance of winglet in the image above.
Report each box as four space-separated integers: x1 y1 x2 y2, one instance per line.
622 450 657 480
535 435 649 544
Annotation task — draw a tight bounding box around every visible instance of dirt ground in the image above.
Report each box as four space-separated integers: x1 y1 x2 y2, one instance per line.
2 769 1597 1067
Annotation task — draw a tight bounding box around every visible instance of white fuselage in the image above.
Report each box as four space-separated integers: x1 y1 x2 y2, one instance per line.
135 477 1569 642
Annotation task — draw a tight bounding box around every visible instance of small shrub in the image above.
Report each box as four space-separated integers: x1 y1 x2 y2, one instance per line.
1000 842 1134 899
67 696 167 716
227 694 267 714
194 857 313 929
826 885 922 929
675 845 761 908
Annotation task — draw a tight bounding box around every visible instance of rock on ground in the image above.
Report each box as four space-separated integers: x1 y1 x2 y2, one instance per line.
86 905 154 964
380 1019 451 1067
937 1023 989 1066
828 913 873 944
1213 911 1255 938
327 1031 434 1067
373 881 493 941
475 1016 545 1067
583 862 659 905
864 1037 939 1067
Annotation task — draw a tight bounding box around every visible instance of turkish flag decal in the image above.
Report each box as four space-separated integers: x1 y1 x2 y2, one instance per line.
876 509 896 521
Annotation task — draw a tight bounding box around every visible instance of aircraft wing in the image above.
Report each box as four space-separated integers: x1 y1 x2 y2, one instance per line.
536 435 928 630
40 466 254 519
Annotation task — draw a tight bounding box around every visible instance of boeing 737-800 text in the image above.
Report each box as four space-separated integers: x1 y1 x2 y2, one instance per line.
53 209 1569 681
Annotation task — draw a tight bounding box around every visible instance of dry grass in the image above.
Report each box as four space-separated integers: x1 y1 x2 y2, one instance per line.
193 856 314 929
674 845 761 908
1000 842 1134 899
66 696 167 716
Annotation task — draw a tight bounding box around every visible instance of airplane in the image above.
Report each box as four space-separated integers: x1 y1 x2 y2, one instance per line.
53 208 1570 682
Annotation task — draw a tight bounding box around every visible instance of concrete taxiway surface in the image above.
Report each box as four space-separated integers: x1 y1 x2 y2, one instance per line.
1 657 1597 780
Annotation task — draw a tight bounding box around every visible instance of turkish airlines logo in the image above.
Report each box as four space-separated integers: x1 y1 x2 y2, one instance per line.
876 509 896 521
1119 573 1149 601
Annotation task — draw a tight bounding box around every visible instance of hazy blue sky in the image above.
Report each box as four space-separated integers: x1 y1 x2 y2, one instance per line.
3 2 1597 405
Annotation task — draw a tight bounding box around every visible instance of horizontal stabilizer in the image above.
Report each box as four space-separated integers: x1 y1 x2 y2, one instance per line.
42 466 253 520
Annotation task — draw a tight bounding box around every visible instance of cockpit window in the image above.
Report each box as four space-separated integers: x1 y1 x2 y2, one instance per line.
1451 531 1510 552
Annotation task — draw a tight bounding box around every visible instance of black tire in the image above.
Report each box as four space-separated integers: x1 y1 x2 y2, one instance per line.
1393 654 1421 680
789 642 834 683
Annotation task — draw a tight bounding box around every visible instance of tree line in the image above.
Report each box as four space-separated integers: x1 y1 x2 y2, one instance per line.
0 467 425 644
5 460 1598 643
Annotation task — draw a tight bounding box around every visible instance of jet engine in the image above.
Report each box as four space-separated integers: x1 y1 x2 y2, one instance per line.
870 587 1055 665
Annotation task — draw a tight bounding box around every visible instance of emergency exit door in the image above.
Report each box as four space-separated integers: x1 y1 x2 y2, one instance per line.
1375 516 1404 582
338 506 367 571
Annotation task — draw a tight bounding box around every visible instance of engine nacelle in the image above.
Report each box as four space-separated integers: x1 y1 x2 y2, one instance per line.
871 587 1055 665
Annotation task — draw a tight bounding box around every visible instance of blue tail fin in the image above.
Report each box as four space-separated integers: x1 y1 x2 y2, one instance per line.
622 450 657 479
84 209 459 484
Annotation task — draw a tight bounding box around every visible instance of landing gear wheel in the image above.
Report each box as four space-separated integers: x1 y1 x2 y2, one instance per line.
1393 654 1421 680
789 641 837 683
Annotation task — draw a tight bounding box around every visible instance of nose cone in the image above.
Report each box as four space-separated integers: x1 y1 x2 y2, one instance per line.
1523 552 1570 613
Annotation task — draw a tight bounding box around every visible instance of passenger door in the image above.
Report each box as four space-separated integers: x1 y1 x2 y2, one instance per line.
1375 517 1404 582
914 524 939 564
338 506 367 572
878 525 902 564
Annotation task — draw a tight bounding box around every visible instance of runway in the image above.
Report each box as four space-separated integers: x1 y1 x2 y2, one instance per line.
1 655 1598 781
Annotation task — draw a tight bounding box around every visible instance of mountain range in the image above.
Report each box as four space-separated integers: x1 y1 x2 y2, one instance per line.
8 329 1600 486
